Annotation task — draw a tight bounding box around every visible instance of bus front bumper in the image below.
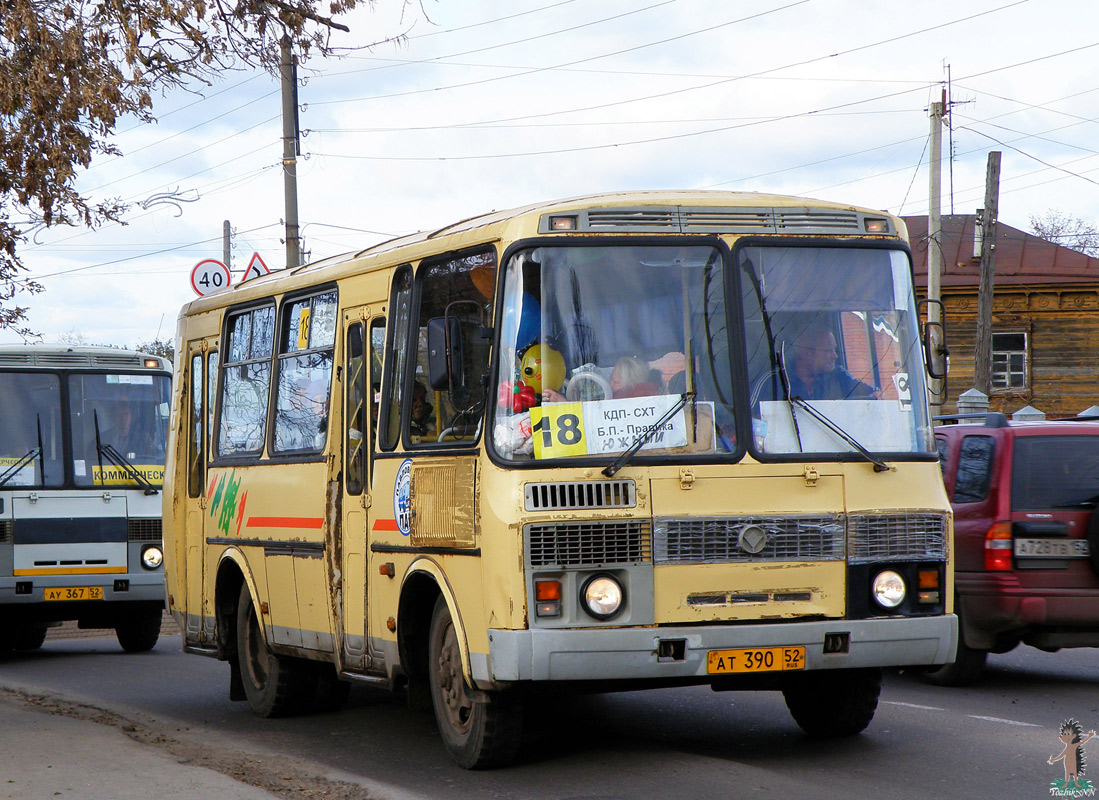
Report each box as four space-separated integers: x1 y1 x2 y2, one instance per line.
477 614 957 685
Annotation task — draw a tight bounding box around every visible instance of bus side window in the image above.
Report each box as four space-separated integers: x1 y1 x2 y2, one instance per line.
411 250 495 444
345 323 366 495
369 317 385 458
380 267 413 451
187 352 203 497
219 305 275 457
273 289 338 454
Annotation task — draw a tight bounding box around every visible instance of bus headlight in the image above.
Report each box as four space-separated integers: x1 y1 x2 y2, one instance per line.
580 574 624 620
141 546 164 570
871 570 906 609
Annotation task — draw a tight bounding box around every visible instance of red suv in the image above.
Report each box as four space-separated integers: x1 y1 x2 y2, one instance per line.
932 412 1099 685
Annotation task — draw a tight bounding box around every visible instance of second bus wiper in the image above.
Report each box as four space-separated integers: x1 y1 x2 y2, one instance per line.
602 392 695 478
787 396 894 473
0 447 40 487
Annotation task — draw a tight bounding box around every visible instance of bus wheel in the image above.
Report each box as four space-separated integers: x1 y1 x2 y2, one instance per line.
235 584 315 718
12 626 48 651
312 663 351 713
115 607 162 652
924 636 987 687
427 596 522 769
783 668 881 737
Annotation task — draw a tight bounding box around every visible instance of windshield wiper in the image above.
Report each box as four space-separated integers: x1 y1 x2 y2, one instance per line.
786 397 893 473
1 414 47 487
0 447 40 487
94 410 158 495
602 392 695 478
772 345 892 473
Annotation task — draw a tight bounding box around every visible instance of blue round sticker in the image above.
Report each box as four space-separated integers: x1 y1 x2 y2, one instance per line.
393 458 412 536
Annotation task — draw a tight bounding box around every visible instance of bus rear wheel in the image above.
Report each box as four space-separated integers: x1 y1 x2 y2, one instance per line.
427 595 522 769
783 667 881 737
115 606 162 652
235 584 315 718
12 626 48 651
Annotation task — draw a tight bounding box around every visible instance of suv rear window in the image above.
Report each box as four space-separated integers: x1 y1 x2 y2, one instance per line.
1011 435 1099 510
953 435 995 503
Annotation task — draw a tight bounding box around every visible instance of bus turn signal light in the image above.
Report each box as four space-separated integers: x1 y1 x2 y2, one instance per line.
535 579 561 618
984 521 1013 571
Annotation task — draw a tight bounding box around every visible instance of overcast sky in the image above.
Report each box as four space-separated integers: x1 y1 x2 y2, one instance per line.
4 0 1096 348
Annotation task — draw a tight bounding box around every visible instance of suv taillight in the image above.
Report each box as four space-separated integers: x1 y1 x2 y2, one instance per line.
984 521 1013 571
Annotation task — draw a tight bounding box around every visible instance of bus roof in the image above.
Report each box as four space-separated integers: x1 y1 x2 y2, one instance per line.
180 189 905 316
0 343 170 371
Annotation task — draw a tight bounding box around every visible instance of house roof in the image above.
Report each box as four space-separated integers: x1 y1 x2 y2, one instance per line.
902 215 1099 287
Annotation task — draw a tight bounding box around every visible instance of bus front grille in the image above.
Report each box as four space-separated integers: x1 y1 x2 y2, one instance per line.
526 520 651 567
653 515 846 564
847 512 948 563
127 518 162 542
524 480 636 511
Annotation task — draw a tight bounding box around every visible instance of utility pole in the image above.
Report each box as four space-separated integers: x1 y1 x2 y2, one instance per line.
222 220 231 270
280 34 301 269
927 97 945 401
974 151 1002 396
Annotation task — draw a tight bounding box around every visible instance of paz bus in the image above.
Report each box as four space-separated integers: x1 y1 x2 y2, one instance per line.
0 344 171 652
163 191 955 768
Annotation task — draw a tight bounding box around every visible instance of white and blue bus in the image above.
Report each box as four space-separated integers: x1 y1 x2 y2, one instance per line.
0 344 171 652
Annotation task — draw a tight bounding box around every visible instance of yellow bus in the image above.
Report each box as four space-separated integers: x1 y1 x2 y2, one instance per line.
164 191 955 768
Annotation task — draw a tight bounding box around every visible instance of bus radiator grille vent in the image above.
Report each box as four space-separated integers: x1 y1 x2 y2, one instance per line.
525 520 651 567
774 210 862 233
0 520 11 544
544 206 878 236
847 512 948 564
653 515 845 564
128 518 162 542
524 480 636 511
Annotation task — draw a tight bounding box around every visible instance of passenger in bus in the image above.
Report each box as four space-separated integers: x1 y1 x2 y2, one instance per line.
609 356 661 399
410 381 435 438
785 324 880 401
99 403 155 458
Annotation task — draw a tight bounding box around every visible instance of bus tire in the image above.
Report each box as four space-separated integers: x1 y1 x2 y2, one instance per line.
235 584 315 718
427 595 522 769
783 667 881 737
924 636 987 687
12 626 48 651
115 607 162 652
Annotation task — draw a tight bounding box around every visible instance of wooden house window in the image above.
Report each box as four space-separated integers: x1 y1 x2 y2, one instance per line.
991 332 1027 391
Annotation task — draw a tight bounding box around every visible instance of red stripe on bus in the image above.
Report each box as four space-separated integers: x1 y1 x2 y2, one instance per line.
246 517 324 529
373 519 400 531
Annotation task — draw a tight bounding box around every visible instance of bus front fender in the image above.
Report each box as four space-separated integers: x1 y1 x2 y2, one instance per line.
402 557 477 690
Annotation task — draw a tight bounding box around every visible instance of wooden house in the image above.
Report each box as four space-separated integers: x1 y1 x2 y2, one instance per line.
904 214 1099 417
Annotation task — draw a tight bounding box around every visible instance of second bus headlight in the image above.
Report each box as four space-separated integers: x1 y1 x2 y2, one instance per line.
580 574 624 620
141 545 164 570
871 570 906 609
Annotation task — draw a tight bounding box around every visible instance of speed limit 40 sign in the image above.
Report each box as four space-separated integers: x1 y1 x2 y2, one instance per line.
191 259 231 296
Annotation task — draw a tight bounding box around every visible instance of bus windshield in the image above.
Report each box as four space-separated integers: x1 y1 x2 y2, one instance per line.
741 245 934 457
68 373 172 486
491 242 933 464
492 244 734 462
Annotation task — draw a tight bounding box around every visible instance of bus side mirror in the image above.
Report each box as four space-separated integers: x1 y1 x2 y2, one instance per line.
427 316 463 393
919 299 948 380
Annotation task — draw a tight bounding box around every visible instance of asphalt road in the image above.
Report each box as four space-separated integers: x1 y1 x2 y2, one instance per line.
1 634 1096 799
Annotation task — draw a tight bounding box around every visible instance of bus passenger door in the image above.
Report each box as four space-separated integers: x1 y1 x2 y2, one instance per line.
340 309 384 672
183 339 216 643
